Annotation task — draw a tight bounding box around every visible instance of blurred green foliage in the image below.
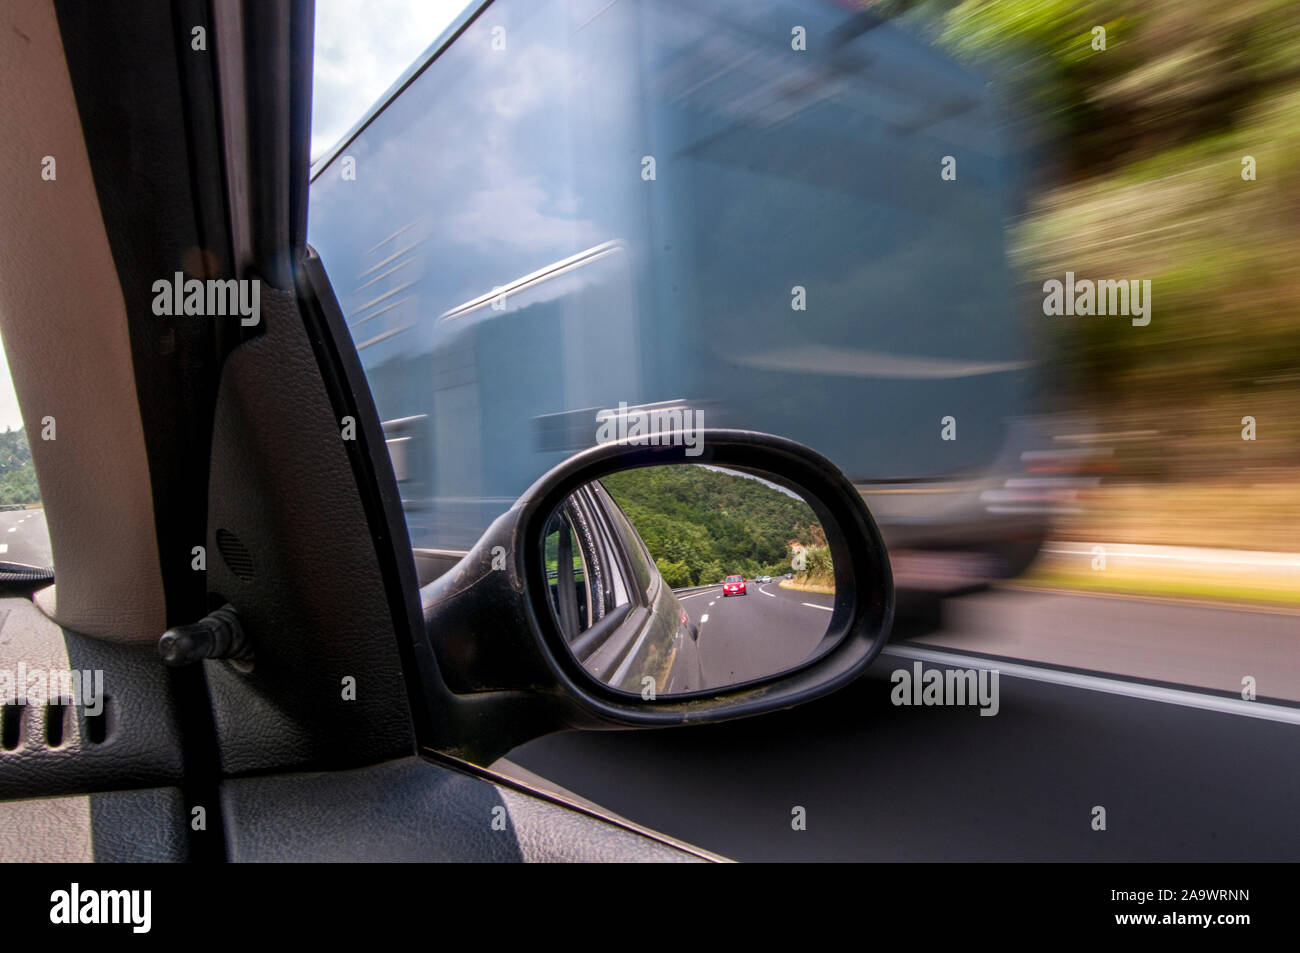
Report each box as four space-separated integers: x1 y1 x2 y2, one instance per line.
889 0 1300 479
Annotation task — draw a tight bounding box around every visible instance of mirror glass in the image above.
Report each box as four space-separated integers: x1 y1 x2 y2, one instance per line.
541 464 835 695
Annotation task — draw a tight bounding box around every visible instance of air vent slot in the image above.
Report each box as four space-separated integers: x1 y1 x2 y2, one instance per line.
1 703 23 750
216 528 255 580
85 697 110 745
45 699 70 748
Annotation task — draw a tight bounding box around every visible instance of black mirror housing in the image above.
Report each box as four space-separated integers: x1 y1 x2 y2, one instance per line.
420 430 894 760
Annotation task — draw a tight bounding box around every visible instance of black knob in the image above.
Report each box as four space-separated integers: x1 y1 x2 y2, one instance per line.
158 604 252 667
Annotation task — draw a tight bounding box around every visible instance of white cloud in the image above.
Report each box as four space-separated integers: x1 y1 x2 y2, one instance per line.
311 0 471 162
0 329 23 432
444 174 602 253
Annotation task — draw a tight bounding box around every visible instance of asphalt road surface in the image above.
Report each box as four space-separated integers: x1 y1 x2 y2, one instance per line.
674 582 832 686
0 507 51 569
503 586 1300 861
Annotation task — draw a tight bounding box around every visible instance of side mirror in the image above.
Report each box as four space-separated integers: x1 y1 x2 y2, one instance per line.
419 430 893 761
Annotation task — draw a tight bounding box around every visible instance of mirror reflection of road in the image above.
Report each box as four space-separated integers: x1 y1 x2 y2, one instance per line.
676 582 832 686
0 508 50 568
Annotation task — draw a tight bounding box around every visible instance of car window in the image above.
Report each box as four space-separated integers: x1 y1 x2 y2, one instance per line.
0 330 49 572
308 0 1300 705
543 486 633 641
543 507 587 637
590 480 653 598
309 1 477 165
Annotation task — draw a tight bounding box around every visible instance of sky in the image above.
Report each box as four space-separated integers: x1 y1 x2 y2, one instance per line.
0 331 22 432
0 2 467 432
310 0 471 162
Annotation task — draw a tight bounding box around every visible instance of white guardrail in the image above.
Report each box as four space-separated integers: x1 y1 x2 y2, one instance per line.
673 578 785 595
671 583 720 595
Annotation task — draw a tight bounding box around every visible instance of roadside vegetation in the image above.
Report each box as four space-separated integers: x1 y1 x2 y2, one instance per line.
0 428 38 505
893 0 1300 487
878 1 1300 604
601 466 823 588
780 545 835 594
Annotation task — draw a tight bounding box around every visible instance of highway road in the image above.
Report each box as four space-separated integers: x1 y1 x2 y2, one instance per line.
502 586 1300 861
0 507 51 569
674 581 832 687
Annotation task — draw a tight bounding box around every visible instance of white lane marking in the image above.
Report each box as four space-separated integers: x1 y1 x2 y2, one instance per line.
0 544 7 553
884 644 1300 728
677 591 707 601
699 613 709 624
802 602 833 611
760 587 775 597
708 600 716 606
1045 541 1300 570
6 527 14 533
